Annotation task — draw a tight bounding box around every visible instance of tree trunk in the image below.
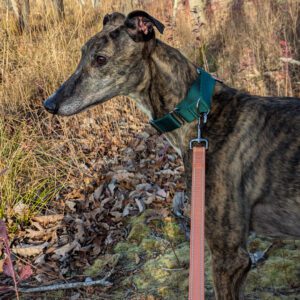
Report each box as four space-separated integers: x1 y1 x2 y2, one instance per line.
173 0 179 22
91 0 100 7
230 0 245 25
53 0 65 20
9 0 30 33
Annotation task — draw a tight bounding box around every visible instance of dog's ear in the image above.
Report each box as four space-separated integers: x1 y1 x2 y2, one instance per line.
125 10 165 42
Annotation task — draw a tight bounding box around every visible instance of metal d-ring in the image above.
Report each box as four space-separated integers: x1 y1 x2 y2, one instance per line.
189 112 209 149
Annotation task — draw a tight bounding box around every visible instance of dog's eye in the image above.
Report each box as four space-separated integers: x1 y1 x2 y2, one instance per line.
95 55 107 66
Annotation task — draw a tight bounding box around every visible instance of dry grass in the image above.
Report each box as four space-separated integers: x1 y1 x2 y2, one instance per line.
199 0 300 97
0 0 299 225
0 1 132 224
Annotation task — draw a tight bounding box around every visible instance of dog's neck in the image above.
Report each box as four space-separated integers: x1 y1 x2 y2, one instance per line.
129 40 197 118
129 38 230 155
148 40 199 118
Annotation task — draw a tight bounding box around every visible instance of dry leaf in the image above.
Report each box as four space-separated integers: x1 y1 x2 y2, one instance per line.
136 143 146 152
53 240 80 259
94 184 104 200
122 204 131 217
110 211 123 221
3 256 14 278
65 190 85 200
13 243 48 257
144 194 155 205
108 180 116 195
13 201 30 218
66 201 76 212
155 169 177 175
135 198 145 213
172 192 185 217
32 215 64 226
113 170 135 181
31 221 44 231
156 188 167 198
75 219 85 243
34 254 46 265
18 264 33 281
26 226 58 241
136 183 153 191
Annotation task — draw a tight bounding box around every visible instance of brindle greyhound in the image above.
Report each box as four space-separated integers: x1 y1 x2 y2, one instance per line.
43 11 300 300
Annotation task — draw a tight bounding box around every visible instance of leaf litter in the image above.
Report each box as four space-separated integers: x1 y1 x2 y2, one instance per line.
1 125 187 298
2 122 298 299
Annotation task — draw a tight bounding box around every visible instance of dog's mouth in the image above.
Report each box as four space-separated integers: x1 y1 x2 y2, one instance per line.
63 98 107 116
43 95 112 116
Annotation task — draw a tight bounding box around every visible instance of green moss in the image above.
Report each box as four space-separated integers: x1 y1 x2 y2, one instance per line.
260 257 298 288
271 246 300 258
114 241 131 253
114 212 300 299
114 241 143 269
246 249 300 295
140 238 167 256
84 254 120 277
130 243 190 299
113 215 298 299
129 209 156 225
127 222 150 244
126 211 156 244
113 214 215 299
163 217 185 244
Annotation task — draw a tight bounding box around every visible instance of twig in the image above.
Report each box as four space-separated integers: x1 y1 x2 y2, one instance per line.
169 241 182 267
280 57 300 66
19 278 112 293
161 267 184 271
4 242 20 300
0 221 20 300
13 254 59 281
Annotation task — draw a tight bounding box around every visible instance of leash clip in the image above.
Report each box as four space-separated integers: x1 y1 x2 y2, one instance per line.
189 112 208 149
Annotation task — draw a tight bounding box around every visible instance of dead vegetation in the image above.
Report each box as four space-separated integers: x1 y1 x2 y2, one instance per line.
0 0 300 299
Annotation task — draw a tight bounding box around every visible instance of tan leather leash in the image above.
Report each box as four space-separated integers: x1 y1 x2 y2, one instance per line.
189 114 208 300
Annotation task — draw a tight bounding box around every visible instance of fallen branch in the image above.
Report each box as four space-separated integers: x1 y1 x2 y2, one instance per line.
161 267 184 271
19 278 112 293
280 57 300 66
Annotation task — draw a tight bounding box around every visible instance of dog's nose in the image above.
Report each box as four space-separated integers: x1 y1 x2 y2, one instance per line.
43 98 58 114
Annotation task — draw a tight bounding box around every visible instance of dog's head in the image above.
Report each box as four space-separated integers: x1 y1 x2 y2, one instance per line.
43 11 164 116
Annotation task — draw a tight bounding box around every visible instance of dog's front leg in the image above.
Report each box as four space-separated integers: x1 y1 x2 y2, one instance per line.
209 245 251 300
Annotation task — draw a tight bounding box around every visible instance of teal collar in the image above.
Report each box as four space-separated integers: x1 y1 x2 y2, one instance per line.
150 68 216 133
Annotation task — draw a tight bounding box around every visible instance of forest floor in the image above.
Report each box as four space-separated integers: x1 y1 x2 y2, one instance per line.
1 0 300 299
1 123 300 299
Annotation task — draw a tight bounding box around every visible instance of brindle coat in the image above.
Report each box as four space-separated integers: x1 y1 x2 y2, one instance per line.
43 11 300 300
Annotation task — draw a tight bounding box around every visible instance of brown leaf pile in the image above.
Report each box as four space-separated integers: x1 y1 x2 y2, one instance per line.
12 127 186 286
